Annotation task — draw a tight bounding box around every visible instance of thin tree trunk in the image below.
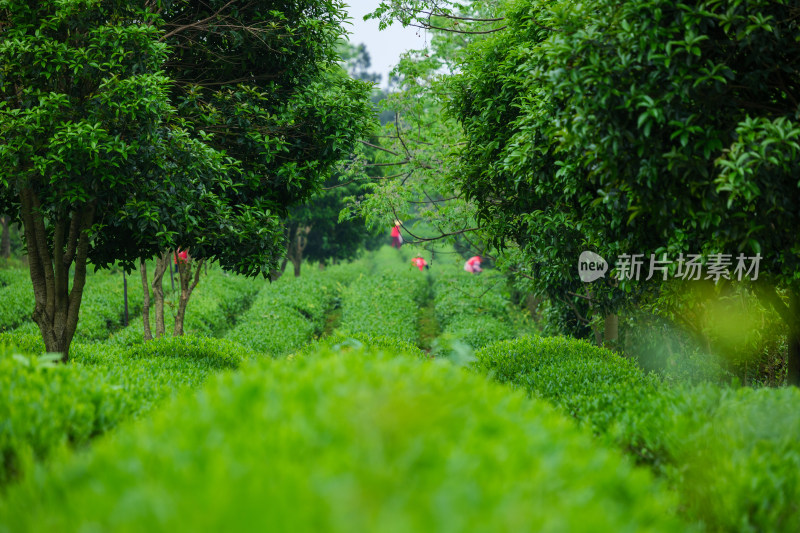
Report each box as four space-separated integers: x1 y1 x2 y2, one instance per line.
152 252 169 337
122 270 129 327
526 294 541 322
788 291 800 386
755 283 800 386
289 224 311 277
140 259 153 341
0 216 10 259
603 313 619 348
173 257 204 336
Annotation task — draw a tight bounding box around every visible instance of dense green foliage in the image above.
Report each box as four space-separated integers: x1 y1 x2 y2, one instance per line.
110 266 262 346
433 263 533 351
338 248 430 344
0 0 374 358
0 347 685 533
475 336 800 531
298 331 427 360
1 0 798 527
447 0 800 381
0 335 250 487
226 267 345 356
357 0 799 384
0 267 33 332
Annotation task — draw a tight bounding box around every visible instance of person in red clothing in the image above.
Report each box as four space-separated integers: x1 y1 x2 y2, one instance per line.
464 255 482 273
411 256 428 271
390 220 403 248
175 249 189 264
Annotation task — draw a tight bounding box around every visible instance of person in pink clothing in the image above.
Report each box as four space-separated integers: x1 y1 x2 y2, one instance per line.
390 220 403 248
464 255 482 273
411 256 428 271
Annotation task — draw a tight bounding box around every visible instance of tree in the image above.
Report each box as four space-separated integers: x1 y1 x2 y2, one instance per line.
283 174 383 277
447 0 800 382
0 215 9 259
0 0 188 359
0 0 374 356
340 41 382 85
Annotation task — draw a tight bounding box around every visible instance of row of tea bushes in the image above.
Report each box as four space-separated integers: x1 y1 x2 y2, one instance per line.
337 249 430 345
294 331 428 360
0 267 34 332
172 268 262 338
0 347 688 533
73 269 145 342
432 263 531 352
225 261 366 357
0 335 252 487
474 336 800 532
107 267 262 346
0 267 143 341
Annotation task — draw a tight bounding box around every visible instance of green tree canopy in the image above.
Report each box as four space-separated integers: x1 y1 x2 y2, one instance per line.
0 0 373 358
448 0 800 382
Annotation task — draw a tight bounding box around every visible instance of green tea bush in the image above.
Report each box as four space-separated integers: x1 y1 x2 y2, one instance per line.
475 336 658 435
0 331 44 355
0 348 687 533
432 265 527 352
176 269 262 338
339 269 428 344
226 269 339 356
0 268 33 332
476 336 800 532
107 268 262 346
0 336 248 487
72 269 145 342
294 331 427 359
610 385 800 533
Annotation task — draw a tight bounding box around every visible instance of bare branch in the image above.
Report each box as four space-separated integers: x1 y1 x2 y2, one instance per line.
160 0 239 41
360 140 402 157
409 22 507 34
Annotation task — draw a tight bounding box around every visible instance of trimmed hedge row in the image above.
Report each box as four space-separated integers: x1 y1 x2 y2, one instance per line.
0 347 687 532
475 336 659 435
73 269 145 342
338 249 429 345
0 267 145 340
432 264 529 351
0 335 250 487
107 267 262 346
294 331 427 360
474 336 800 532
225 262 363 357
0 268 33 332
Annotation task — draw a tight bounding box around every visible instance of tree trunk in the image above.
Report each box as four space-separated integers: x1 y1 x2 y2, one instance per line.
173 256 204 336
788 291 800 386
140 259 153 341
0 216 10 259
287 223 311 277
525 294 541 322
122 270 129 327
152 252 169 337
755 283 800 386
20 189 95 362
603 313 619 348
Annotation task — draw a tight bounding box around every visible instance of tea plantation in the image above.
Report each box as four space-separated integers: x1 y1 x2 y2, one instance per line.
1 248 798 532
